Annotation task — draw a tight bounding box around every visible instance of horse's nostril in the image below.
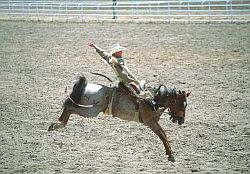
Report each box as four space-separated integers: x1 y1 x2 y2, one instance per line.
178 118 185 125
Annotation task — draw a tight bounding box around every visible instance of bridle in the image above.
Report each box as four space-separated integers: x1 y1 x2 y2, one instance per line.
154 86 187 124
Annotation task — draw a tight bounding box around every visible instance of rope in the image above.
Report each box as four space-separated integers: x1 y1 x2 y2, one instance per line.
68 96 94 108
65 86 94 108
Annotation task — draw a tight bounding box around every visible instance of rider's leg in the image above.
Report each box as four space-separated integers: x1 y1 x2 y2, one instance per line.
128 82 161 112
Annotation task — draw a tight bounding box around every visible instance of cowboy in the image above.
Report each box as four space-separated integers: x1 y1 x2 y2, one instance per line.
88 42 159 111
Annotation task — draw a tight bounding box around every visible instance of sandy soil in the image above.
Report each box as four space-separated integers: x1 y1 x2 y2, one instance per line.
0 20 249 174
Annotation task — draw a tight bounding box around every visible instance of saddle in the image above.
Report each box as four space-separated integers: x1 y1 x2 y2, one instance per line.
118 82 138 98
118 82 159 111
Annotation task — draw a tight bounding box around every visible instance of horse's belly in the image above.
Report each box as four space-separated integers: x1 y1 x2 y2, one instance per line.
115 96 138 122
75 106 104 118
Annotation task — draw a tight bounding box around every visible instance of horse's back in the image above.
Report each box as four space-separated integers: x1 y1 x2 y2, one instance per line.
84 83 105 95
71 83 110 117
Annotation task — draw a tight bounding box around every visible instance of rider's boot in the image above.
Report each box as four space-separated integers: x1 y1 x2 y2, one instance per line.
145 98 163 112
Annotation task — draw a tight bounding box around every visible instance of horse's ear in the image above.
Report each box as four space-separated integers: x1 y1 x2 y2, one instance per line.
186 92 191 97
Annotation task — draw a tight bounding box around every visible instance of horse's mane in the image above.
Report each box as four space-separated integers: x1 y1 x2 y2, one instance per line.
153 84 177 106
154 84 177 97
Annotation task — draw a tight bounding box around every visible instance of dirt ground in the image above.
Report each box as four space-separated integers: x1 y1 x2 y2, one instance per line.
0 20 249 174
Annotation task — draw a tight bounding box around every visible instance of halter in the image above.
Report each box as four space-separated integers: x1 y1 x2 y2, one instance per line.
154 86 182 118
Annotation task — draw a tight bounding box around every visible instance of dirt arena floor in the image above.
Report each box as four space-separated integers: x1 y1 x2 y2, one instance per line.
0 20 249 174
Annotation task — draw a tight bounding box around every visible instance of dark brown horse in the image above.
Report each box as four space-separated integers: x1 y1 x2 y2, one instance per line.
48 76 190 162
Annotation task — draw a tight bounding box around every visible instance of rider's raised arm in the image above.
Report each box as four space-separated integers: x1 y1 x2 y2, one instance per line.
91 43 111 63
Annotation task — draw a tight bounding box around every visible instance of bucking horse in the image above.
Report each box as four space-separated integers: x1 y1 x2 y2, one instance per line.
48 75 190 162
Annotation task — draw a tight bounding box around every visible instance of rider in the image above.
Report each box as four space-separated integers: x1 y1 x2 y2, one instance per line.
87 42 159 111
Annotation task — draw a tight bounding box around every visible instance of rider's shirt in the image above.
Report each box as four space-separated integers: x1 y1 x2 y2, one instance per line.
116 58 124 65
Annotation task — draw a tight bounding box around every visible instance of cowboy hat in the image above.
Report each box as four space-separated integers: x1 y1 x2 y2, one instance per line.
110 43 126 55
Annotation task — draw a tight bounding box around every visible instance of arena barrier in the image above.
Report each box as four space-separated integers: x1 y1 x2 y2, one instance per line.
0 0 249 23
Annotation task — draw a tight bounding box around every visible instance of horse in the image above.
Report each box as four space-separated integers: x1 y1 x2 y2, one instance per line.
48 75 190 162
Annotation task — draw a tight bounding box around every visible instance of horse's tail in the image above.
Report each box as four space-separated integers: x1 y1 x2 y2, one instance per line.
64 76 87 108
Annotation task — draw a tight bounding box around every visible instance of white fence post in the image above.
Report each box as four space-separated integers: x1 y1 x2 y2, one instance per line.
230 0 233 23
188 1 190 23
168 2 170 23
208 0 211 23
97 3 100 21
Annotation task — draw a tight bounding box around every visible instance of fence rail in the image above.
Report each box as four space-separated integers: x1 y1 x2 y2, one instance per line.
0 0 249 23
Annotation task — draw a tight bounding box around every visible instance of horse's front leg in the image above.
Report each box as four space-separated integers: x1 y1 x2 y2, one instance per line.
48 107 71 131
147 121 175 162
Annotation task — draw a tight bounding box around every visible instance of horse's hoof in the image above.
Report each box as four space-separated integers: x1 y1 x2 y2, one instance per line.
168 156 175 162
48 122 65 131
48 123 56 131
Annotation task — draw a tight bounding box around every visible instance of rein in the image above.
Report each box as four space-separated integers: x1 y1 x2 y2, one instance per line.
91 72 113 83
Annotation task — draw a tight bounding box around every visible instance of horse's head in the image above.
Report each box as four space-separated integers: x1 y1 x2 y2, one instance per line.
154 85 191 125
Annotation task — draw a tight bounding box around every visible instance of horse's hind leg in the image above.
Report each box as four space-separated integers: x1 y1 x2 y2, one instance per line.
147 121 175 162
48 107 71 131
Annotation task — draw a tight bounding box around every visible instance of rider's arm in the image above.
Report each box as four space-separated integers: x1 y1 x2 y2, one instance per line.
91 44 116 64
122 61 139 83
88 43 119 64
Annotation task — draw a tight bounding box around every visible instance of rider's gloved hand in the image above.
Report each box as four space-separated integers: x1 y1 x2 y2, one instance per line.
87 42 95 48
